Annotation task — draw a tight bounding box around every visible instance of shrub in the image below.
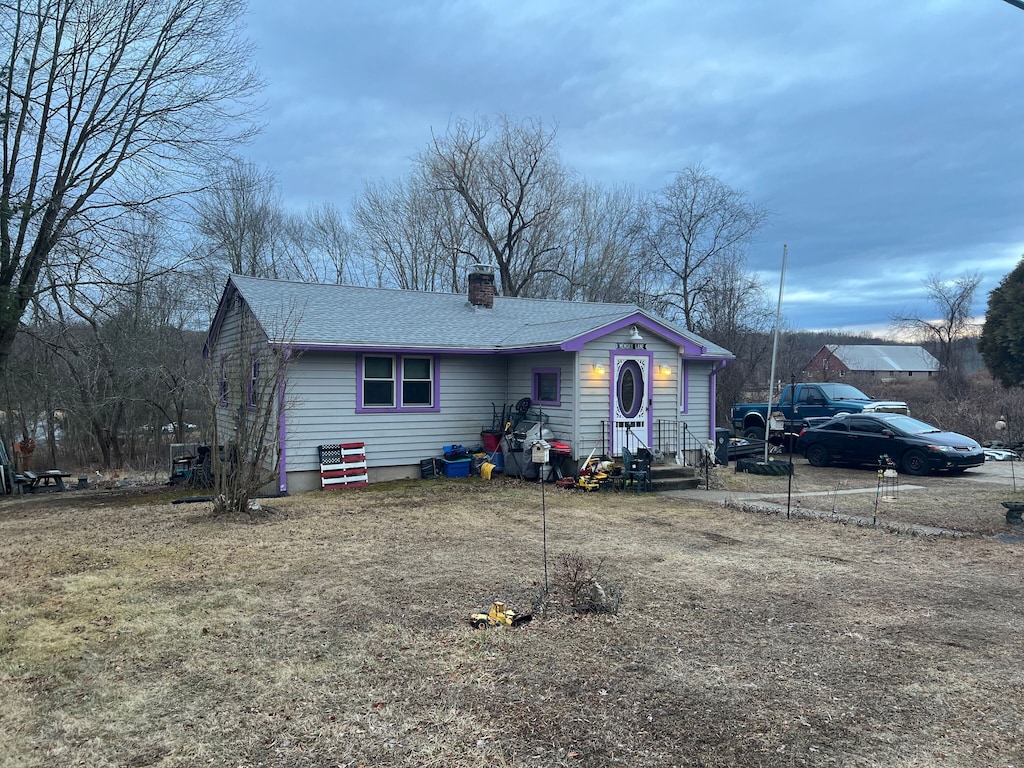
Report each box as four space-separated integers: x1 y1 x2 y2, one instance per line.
554 551 621 614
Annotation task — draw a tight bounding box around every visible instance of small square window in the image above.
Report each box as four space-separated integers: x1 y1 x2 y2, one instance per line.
532 368 560 406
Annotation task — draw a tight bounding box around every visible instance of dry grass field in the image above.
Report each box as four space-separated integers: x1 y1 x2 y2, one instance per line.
1 461 1023 768
714 456 1024 536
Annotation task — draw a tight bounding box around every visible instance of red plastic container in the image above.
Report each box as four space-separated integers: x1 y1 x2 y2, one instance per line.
481 430 502 452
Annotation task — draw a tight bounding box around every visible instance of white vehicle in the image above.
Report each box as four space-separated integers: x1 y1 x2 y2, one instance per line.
162 422 198 433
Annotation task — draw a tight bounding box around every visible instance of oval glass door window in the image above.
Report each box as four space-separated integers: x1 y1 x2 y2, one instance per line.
617 360 643 418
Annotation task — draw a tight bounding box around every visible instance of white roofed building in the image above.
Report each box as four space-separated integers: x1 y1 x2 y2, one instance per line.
802 344 941 382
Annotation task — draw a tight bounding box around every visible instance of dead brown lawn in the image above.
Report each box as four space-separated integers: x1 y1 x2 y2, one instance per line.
1 475 1022 767
716 457 1023 535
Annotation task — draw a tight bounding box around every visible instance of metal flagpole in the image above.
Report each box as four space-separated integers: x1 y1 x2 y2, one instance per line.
764 244 789 464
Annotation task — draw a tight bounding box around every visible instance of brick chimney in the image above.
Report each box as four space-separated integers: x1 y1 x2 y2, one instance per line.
467 265 496 309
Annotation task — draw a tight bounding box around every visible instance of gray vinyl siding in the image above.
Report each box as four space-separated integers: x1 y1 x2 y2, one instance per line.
207 298 282 487
211 299 275 445
650 341 682 446
209 296 244 445
681 360 713 443
505 352 575 443
284 351 510 472
578 337 616 455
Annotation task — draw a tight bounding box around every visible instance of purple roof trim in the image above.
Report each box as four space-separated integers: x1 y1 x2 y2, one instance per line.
561 312 712 356
284 343 564 355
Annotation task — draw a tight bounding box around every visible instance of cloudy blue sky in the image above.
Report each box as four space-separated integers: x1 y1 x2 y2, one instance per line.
241 0 1024 334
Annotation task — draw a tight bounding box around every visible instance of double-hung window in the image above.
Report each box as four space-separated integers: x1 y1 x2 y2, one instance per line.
362 356 396 407
401 356 433 407
359 354 437 411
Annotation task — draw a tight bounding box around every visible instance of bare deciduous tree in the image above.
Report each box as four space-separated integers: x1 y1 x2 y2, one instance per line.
195 158 298 282
554 182 655 304
304 202 360 285
650 165 769 332
893 271 982 386
425 115 573 297
23 213 205 469
353 172 469 292
207 306 299 518
693 257 775 420
0 0 261 380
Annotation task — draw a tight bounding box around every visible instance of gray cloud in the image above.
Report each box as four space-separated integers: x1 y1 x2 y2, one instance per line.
244 0 1024 332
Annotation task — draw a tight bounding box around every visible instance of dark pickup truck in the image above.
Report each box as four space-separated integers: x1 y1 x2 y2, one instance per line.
731 382 909 439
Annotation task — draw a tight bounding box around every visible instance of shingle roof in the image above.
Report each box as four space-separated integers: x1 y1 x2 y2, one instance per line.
214 274 732 358
826 344 940 372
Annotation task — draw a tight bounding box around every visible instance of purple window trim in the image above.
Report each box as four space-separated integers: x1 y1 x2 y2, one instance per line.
681 360 690 414
356 353 441 414
531 367 562 407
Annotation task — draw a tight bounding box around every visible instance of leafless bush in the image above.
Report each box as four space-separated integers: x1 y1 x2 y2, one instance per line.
881 375 1024 446
553 551 621 614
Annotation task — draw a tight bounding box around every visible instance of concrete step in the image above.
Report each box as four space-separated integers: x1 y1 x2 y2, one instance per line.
648 463 703 492
650 463 698 479
651 476 702 492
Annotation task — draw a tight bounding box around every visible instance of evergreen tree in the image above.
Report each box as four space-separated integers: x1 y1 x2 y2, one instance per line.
979 258 1024 388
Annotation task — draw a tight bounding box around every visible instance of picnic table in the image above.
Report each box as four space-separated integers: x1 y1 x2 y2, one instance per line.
15 470 73 493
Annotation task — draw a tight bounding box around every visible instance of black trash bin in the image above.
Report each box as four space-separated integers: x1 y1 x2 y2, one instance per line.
714 428 731 466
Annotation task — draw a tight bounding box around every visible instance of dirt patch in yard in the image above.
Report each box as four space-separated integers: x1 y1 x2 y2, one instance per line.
1 476 1023 767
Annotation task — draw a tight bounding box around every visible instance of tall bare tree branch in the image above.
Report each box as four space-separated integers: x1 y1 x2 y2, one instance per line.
0 0 261 378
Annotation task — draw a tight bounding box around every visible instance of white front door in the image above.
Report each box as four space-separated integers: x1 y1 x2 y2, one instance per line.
610 353 652 455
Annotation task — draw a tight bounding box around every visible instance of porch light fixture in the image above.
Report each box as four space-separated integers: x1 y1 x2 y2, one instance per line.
592 362 606 375
659 364 671 376
629 325 644 342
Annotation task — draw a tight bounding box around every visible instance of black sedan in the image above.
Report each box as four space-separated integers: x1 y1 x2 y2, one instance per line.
795 413 985 475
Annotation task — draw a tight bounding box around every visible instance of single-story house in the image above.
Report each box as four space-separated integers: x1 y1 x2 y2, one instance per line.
204 268 734 493
802 344 940 381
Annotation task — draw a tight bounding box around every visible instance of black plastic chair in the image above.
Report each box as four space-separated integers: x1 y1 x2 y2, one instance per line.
620 447 651 494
